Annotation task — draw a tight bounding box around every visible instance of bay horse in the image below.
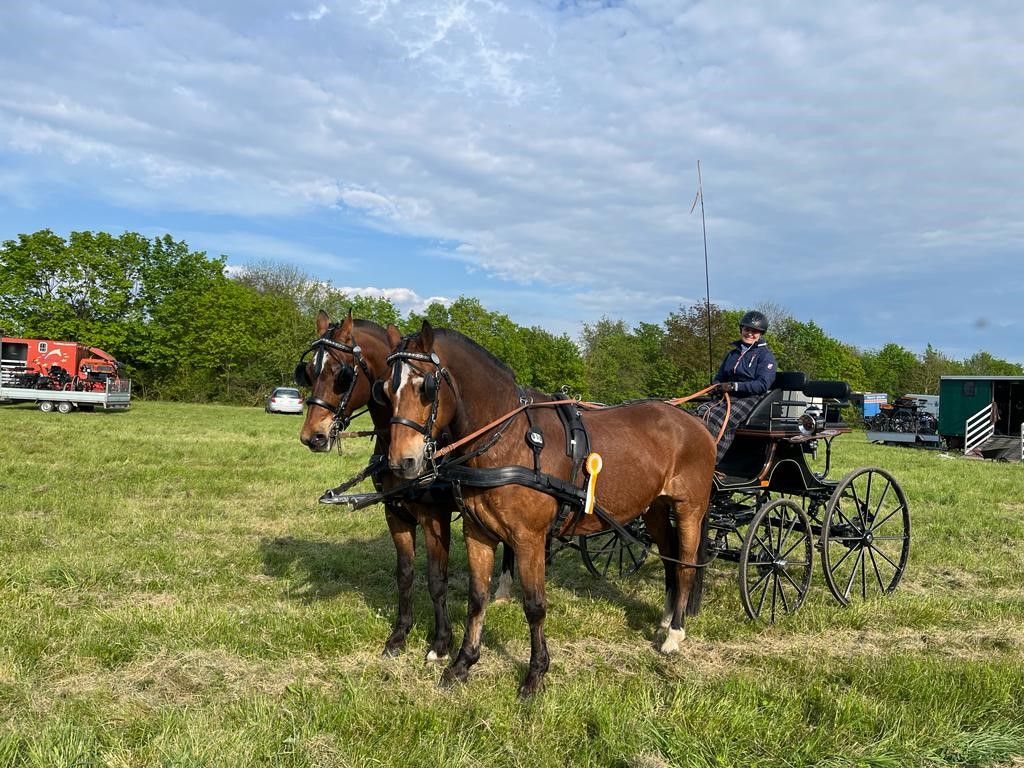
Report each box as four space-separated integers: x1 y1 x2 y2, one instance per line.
384 321 717 696
296 311 513 661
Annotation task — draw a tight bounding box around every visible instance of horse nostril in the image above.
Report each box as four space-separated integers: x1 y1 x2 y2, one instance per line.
400 457 418 475
309 432 328 451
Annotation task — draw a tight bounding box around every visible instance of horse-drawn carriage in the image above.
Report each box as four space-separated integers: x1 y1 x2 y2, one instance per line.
568 372 910 623
297 314 910 695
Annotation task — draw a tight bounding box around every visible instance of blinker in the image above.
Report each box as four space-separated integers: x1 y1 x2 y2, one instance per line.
422 372 437 401
371 379 389 405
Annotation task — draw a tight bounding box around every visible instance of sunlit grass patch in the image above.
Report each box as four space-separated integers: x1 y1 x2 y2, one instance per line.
0 403 1022 766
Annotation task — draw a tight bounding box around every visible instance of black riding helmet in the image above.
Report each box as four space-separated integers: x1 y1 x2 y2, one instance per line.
739 310 768 333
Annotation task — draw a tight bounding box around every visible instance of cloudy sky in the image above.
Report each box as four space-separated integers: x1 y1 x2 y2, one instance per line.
2 1 1022 363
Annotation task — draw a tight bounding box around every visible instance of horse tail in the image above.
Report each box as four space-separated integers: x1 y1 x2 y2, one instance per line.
685 506 710 616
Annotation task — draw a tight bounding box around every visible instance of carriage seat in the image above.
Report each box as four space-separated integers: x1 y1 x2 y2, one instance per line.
740 372 850 431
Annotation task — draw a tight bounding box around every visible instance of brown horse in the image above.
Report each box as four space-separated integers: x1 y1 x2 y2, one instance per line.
296 311 512 660
384 321 717 696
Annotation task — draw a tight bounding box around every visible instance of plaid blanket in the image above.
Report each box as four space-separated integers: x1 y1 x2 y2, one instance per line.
697 396 759 464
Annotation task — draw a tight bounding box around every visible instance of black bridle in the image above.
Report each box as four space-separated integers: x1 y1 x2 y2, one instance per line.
295 325 375 437
385 347 452 459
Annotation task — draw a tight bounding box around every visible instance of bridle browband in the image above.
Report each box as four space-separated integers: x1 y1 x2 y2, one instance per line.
384 347 452 458
295 325 375 438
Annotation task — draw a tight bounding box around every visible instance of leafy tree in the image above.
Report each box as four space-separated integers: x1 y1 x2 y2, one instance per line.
518 326 585 395
774 319 866 388
861 343 919 397
662 302 736 394
633 321 683 398
961 351 1024 376
579 317 647 403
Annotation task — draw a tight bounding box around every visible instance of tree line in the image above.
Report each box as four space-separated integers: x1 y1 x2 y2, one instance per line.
2 229 1020 406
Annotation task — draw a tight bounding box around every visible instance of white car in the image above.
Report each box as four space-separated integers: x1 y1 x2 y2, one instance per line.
265 387 304 414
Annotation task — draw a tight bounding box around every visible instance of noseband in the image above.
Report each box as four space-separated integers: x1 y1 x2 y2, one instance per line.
385 348 452 457
295 326 374 436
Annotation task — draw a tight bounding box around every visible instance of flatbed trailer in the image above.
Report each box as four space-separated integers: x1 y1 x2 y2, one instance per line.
0 378 131 412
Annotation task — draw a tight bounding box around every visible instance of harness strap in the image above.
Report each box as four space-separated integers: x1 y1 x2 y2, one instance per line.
431 398 595 459
665 385 731 445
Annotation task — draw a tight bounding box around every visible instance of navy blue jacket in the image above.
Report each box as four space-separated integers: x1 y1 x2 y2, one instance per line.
713 340 777 397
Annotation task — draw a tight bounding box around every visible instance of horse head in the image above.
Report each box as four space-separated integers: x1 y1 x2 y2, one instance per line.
297 309 377 452
384 320 459 478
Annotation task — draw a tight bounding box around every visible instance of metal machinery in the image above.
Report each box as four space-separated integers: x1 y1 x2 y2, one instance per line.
0 335 131 412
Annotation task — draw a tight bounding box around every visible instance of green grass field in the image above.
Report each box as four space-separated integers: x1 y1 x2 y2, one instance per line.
0 400 1022 767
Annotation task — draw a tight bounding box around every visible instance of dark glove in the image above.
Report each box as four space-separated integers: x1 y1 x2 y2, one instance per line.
716 381 735 394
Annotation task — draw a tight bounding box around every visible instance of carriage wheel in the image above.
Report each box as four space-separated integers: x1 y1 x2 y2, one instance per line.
738 499 813 622
578 519 651 578
820 467 910 606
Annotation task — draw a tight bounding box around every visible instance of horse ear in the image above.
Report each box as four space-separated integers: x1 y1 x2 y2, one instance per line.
420 320 434 351
338 310 354 344
386 324 402 349
316 310 330 335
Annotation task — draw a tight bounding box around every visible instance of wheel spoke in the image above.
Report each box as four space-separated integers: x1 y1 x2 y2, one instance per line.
829 541 859 572
843 546 865 599
780 567 805 593
867 546 888 593
867 505 903 533
871 479 891 521
867 543 902 573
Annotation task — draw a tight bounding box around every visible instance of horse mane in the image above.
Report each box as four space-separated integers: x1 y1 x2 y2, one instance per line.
432 328 515 379
352 318 386 336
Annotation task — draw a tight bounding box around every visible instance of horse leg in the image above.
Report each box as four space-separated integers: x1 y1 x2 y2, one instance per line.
440 528 495 688
515 539 549 698
418 508 452 663
492 543 516 603
382 506 416 657
661 499 708 654
643 503 679 636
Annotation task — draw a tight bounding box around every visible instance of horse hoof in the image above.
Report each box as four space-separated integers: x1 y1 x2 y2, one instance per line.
517 678 544 698
381 643 403 658
425 649 448 664
439 668 467 689
658 627 686 655
492 571 514 603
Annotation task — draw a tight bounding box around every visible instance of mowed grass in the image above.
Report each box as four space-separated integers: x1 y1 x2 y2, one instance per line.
0 400 1022 767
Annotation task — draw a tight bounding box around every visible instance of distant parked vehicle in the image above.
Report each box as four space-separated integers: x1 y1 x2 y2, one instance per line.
266 387 304 414
1 334 131 412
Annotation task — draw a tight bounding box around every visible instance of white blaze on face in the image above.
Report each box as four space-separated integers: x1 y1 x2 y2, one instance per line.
392 362 411 409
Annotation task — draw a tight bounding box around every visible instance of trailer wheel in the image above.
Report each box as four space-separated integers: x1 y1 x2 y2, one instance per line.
39 401 54 413
57 401 73 414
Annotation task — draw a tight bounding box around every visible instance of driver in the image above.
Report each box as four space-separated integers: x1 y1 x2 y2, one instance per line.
701 310 777 465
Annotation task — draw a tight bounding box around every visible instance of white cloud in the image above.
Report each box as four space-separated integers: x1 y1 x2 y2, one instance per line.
337 286 451 315
2 1 1024 361
290 4 330 22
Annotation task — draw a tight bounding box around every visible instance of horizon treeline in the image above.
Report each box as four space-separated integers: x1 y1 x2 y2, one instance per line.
2 229 1021 405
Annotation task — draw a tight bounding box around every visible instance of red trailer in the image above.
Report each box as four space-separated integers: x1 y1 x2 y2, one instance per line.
0 335 131 412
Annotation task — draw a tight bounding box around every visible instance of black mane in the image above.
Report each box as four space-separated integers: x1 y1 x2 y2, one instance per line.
433 327 515 378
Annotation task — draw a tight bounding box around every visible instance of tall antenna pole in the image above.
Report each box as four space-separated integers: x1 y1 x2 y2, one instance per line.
691 160 713 383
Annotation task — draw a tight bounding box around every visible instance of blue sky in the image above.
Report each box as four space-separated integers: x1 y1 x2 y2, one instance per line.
2 1 1022 363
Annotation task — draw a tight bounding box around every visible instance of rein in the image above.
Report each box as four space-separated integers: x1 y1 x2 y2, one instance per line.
435 385 731 459
666 385 731 445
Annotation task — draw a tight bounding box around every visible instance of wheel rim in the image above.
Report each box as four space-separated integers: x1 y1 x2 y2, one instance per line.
739 499 813 622
579 520 651 578
821 467 910 605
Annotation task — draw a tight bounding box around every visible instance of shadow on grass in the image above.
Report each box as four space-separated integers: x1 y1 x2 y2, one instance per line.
259 529 681 658
258 533 403 607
